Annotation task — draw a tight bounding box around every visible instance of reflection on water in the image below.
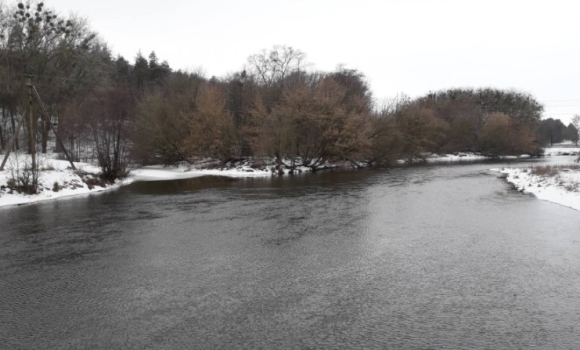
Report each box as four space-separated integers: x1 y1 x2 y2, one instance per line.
1 160 580 349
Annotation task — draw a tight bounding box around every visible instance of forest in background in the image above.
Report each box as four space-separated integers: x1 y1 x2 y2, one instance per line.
1 1 579 181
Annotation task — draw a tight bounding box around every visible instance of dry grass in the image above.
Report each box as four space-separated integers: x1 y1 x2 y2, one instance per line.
530 166 560 177
529 164 580 177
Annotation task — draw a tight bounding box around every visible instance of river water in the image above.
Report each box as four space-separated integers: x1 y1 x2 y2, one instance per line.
1 161 580 349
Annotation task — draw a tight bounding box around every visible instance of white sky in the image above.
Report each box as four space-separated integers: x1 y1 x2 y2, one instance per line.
43 0 580 124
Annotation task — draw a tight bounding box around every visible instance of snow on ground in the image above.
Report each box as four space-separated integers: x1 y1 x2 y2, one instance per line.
0 154 316 208
492 148 580 211
495 165 580 211
542 147 580 157
491 143 580 211
426 152 531 162
130 159 319 182
130 165 273 181
3 145 580 209
392 152 532 164
426 143 580 162
0 153 130 208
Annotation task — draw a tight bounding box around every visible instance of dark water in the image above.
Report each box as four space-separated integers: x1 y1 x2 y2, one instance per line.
1 161 580 349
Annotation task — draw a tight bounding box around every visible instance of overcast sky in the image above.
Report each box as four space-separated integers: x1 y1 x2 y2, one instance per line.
45 0 580 124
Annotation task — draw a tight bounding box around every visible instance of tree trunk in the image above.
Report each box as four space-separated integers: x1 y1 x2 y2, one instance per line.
41 118 50 153
55 119 65 153
10 110 18 150
0 108 5 149
276 152 283 175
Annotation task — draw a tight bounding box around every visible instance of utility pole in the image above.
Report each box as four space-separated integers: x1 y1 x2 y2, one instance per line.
1 78 77 171
27 75 36 171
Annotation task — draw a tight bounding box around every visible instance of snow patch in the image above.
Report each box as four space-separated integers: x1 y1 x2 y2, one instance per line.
0 153 127 208
493 163 580 212
542 147 580 157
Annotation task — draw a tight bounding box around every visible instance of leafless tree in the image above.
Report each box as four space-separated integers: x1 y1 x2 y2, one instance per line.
70 85 133 180
247 45 306 88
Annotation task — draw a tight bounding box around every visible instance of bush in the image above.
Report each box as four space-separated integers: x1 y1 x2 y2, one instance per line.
529 164 580 177
7 155 42 195
530 165 559 177
85 177 107 190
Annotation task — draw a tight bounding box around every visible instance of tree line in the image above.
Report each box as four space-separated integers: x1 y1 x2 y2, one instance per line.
1 1 575 180
535 117 579 146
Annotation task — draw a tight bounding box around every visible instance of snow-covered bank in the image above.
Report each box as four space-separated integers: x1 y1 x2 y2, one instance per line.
423 144 579 163
494 162 580 212
542 146 579 157
2 147 579 209
426 152 531 163
0 155 316 208
131 165 272 181
130 160 318 181
393 152 533 164
489 145 580 211
0 153 131 208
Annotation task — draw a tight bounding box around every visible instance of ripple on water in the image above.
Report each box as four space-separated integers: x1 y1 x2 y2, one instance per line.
2 163 580 349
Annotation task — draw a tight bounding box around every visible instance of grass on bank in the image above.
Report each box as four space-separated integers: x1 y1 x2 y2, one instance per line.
519 164 580 193
529 164 580 177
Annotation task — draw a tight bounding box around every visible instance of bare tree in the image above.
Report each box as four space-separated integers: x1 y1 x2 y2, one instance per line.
0 2 103 154
247 45 306 88
571 114 580 146
69 85 133 180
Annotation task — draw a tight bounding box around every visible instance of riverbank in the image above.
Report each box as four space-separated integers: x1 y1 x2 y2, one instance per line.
495 163 580 212
0 154 129 207
1 148 578 208
0 154 306 207
490 144 580 211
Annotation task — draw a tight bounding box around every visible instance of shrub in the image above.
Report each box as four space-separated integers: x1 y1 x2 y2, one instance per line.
7 156 42 195
565 181 579 192
85 177 107 190
530 165 559 177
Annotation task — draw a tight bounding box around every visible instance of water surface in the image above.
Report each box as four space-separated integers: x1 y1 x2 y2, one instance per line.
1 161 580 349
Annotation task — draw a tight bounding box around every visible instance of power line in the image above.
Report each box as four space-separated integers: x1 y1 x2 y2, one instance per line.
544 104 580 107
543 99 580 102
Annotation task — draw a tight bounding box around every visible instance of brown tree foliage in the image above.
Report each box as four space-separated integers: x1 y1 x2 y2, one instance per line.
132 73 203 164
394 106 449 161
183 84 238 164
246 75 372 171
365 111 404 166
387 88 543 159
480 112 534 155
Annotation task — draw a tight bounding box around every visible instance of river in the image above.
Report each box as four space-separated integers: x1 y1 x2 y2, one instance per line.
1 160 580 349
